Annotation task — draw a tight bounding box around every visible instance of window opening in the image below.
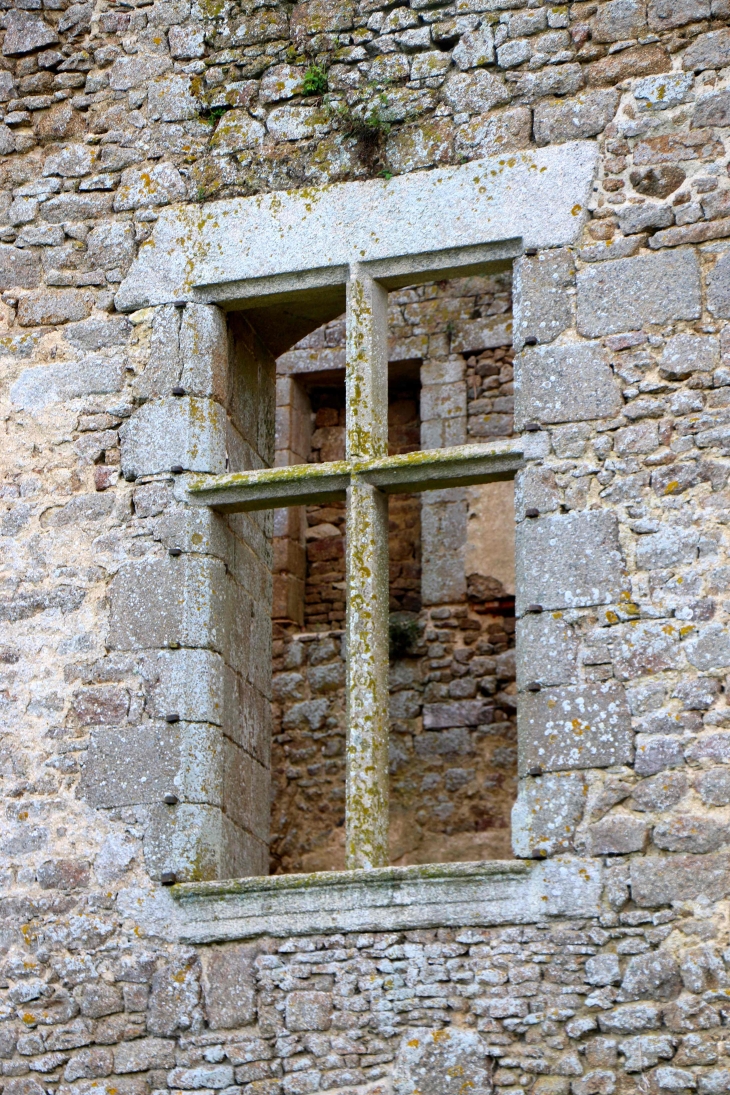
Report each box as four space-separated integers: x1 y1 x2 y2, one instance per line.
192 260 522 874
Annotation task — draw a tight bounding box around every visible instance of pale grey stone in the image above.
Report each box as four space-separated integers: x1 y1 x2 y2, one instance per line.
180 304 228 401
520 680 632 773
635 525 699 570
2 10 59 55
210 109 266 153
146 648 232 727
515 465 560 516
632 853 730 906
659 332 719 378
699 1071 730 1095
422 498 466 605
0 245 41 290
114 163 186 212
635 72 694 110
516 510 626 613
619 1035 677 1073
516 612 578 689
108 556 230 653
617 203 674 235
654 815 729 854
693 90 730 128
169 24 205 59
81 721 226 809
393 1028 490 1095
511 771 586 856
452 25 495 70
17 289 94 327
119 397 227 478
41 493 115 527
109 53 173 91
631 771 687 812
634 736 685 777
41 193 113 223
43 145 95 178
610 621 685 682
86 222 136 274
708 252 730 319
515 342 623 426
423 700 491 729
113 1039 176 1074
586 954 621 986
454 106 532 158
681 29 730 72
497 38 531 68
513 248 574 348
138 304 181 399
673 677 720 710
534 89 620 145
593 0 646 42
10 356 125 410
697 768 730 807
598 1004 662 1034
167 1067 234 1089
266 105 331 141
685 625 730 671
285 992 332 1032
585 814 648 856
577 250 702 337
148 74 199 122
116 144 598 311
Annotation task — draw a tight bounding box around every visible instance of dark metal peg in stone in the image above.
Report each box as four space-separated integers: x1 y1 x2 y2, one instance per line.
163 793 179 805
526 681 541 692
165 712 180 723
172 386 186 396
170 464 184 474
529 765 543 777
525 508 539 518
524 421 541 432
526 604 543 614
161 871 177 885
169 547 182 556
524 336 538 346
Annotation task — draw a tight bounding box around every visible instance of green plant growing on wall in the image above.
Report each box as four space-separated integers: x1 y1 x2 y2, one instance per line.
389 613 420 659
303 63 328 96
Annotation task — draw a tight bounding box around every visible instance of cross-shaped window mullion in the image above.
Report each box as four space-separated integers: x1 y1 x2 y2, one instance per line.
190 266 524 873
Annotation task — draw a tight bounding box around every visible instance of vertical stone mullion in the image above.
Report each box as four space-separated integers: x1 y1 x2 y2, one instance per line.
345 266 390 869
345 477 390 871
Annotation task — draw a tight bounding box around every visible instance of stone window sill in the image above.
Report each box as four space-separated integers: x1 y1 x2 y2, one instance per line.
168 859 602 944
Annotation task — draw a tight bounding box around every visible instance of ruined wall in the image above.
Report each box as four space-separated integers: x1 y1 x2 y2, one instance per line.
4 0 730 1093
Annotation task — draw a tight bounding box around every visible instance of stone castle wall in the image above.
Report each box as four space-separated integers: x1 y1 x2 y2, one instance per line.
3 0 730 1093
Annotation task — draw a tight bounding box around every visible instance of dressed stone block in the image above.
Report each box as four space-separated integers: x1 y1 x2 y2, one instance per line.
576 249 701 336
515 341 623 426
513 248 575 348
516 510 626 613
519 680 633 773
120 397 227 479
511 772 587 857
516 612 579 689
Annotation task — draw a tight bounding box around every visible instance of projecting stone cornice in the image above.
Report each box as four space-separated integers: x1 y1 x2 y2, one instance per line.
115 141 598 313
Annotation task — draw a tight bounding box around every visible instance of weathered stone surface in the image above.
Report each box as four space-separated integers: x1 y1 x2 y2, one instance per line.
109 54 173 91
659 332 719 378
631 853 730 906
635 525 698 570
0 245 40 290
516 511 626 613
116 144 598 311
585 814 648 856
534 90 619 145
17 289 93 327
200 944 256 1030
520 680 633 773
285 991 332 1032
148 75 199 122
211 110 266 152
697 768 730 807
685 625 730 671
707 252 730 318
513 249 574 348
452 26 494 71
454 107 532 158
180 304 229 402
515 342 623 426
114 163 186 211
631 771 688 813
617 203 673 235
681 30 730 71
393 1028 491 1095
86 222 136 274
147 959 200 1037
619 951 681 1002
11 356 125 410
113 1039 176 1074
119 397 227 478
2 10 59 55
577 250 702 336
516 613 578 689
610 621 685 682
653 815 729 854
511 772 587 856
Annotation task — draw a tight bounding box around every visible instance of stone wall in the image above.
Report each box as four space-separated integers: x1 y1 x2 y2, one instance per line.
4 0 730 1093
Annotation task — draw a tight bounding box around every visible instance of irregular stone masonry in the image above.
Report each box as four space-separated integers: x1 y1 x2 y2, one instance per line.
4 0 730 1091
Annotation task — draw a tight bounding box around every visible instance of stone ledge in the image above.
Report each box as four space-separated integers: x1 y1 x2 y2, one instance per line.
169 858 603 944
